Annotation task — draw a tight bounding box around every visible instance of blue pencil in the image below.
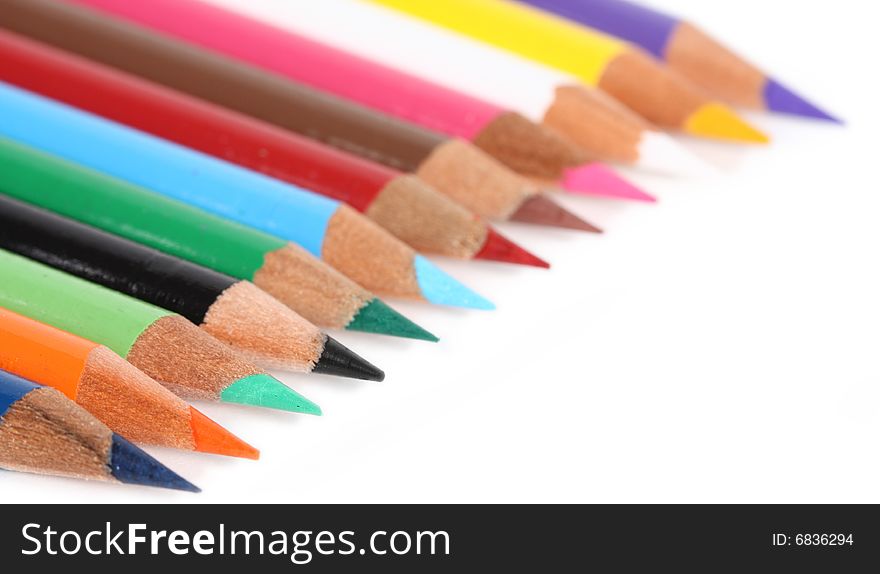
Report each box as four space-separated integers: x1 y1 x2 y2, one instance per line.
0 369 199 492
0 81 492 309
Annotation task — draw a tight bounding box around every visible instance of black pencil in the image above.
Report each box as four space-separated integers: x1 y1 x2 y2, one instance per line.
0 194 383 381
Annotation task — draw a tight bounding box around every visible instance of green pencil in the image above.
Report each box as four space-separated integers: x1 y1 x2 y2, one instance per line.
0 137 436 342
0 248 321 415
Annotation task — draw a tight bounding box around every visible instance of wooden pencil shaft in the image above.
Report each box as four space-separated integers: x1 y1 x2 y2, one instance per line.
0 377 120 484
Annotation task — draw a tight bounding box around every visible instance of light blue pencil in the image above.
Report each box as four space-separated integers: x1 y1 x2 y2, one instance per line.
0 81 492 309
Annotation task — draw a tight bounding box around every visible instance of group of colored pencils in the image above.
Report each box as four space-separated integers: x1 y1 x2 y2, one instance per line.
0 0 837 492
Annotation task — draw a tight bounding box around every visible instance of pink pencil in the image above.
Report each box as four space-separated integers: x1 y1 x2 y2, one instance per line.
70 0 654 202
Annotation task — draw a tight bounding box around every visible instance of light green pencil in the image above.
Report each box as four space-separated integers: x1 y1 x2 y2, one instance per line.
0 248 321 415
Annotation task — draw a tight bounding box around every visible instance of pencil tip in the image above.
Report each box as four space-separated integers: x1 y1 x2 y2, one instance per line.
686 103 769 143
510 194 602 233
313 336 385 381
413 255 495 310
476 228 550 268
109 434 200 492
560 163 656 202
347 298 439 342
764 78 842 124
189 407 260 460
220 374 322 415
636 131 712 177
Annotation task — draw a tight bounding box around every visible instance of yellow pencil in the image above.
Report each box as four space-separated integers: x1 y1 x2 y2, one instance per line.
371 0 768 144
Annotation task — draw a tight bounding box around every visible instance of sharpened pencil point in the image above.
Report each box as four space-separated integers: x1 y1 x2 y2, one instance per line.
561 163 656 203
109 434 200 492
685 103 769 144
347 298 439 342
413 255 495 310
476 228 550 268
510 194 602 233
220 374 322 415
189 407 259 460
313 336 385 381
764 78 841 124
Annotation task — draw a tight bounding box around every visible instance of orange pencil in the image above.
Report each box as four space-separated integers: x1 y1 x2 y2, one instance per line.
0 306 258 459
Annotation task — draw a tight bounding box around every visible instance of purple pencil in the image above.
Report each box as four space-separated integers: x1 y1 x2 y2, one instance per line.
517 0 839 122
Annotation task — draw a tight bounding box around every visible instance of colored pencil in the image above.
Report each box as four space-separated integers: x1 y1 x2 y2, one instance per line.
0 371 199 492
0 308 257 458
0 138 437 343
515 0 839 122
211 0 703 179
0 0 646 208
0 195 384 381
73 0 642 204
0 38 559 265
0 30 596 233
0 82 494 309
0 248 322 415
369 0 768 143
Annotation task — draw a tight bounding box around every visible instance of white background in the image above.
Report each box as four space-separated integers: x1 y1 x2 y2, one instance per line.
2 0 876 503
